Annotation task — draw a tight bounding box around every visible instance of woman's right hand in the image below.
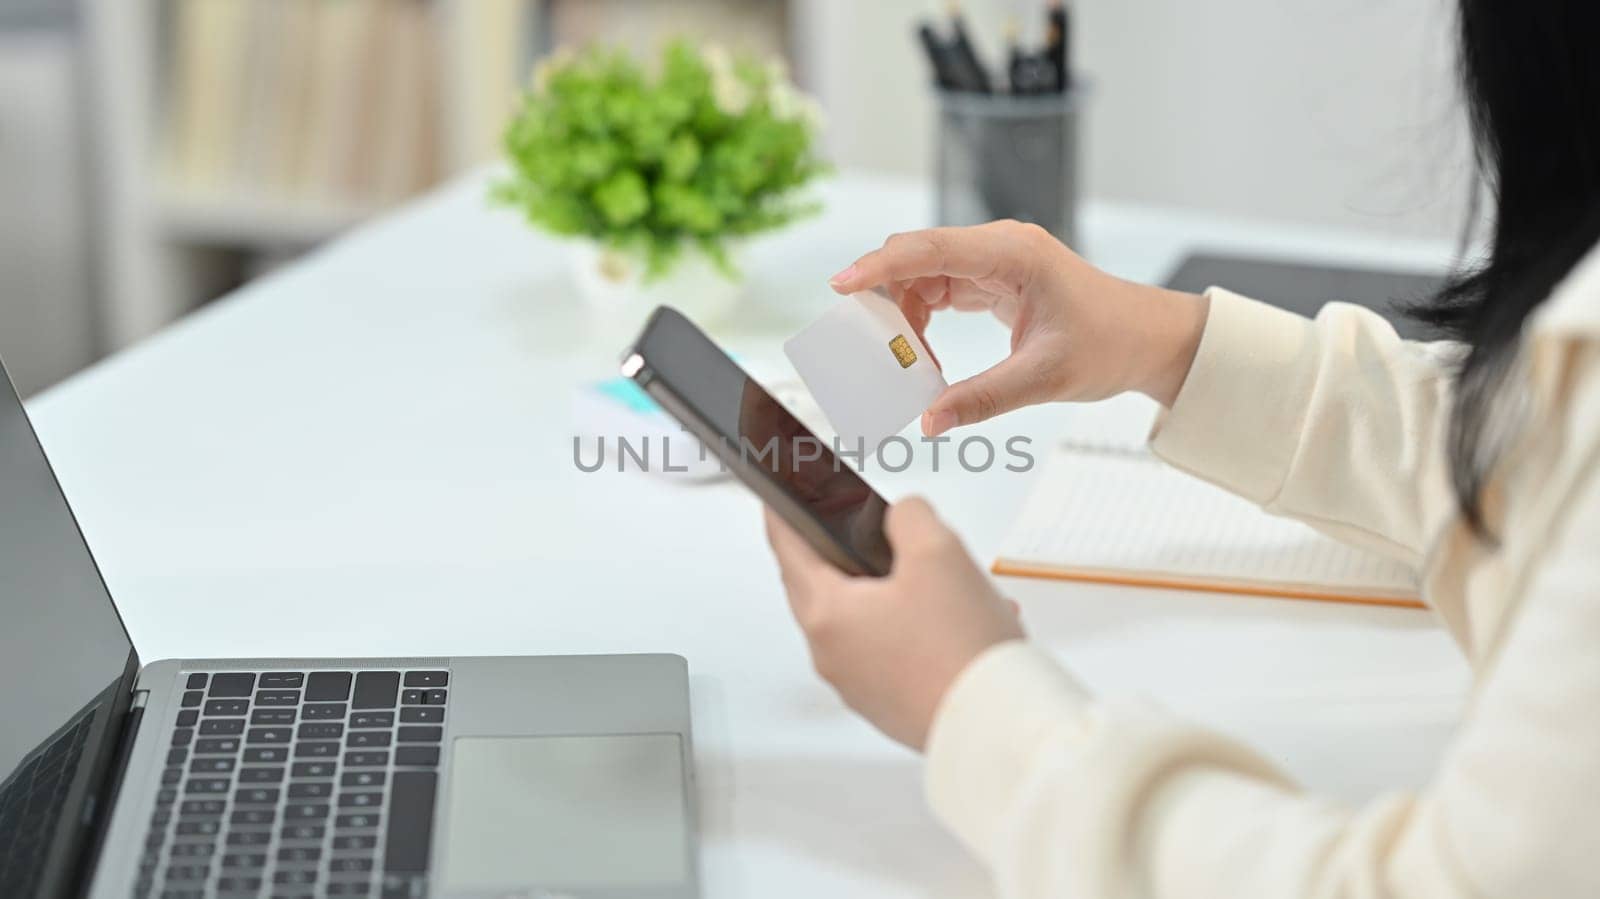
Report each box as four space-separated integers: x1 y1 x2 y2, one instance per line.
827 220 1211 436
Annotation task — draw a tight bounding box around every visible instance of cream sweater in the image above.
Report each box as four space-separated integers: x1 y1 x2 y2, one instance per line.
926 252 1600 898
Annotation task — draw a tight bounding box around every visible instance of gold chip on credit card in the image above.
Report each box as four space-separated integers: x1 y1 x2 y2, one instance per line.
888 334 917 368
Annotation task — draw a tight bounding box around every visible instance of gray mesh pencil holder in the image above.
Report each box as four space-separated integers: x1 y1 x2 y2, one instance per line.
935 88 1087 249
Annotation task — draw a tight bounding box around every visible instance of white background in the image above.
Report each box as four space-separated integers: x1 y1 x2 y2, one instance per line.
1 0 1477 393
800 0 1474 241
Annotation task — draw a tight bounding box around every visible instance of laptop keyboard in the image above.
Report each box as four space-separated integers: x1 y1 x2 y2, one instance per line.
0 711 95 898
138 669 449 899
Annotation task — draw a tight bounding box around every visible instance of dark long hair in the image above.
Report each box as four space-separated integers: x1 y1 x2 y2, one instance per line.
1410 0 1600 535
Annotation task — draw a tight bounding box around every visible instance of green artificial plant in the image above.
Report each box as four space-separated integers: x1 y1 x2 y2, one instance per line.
493 41 828 280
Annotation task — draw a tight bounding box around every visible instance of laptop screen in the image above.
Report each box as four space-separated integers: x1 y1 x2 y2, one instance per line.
0 361 139 896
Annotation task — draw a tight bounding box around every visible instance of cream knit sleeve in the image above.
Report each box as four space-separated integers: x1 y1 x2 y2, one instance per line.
1149 288 1460 566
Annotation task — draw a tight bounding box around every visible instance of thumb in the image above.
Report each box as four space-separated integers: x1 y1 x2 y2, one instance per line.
883 496 950 554
922 353 1050 435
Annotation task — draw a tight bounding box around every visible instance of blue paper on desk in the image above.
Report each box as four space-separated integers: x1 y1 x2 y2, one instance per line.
574 377 727 480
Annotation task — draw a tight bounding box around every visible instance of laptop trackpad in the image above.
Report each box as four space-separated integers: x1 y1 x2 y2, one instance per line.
439 735 689 892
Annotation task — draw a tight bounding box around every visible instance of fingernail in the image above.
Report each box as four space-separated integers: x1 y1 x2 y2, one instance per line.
924 409 958 436
828 264 857 286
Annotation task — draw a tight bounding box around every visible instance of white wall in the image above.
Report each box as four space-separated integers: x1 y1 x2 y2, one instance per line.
796 0 1474 241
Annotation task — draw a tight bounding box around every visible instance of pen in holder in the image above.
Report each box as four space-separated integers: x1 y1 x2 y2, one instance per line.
934 86 1088 250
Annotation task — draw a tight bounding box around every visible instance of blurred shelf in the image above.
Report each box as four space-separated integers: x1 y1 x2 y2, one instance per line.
86 0 542 347
156 188 382 247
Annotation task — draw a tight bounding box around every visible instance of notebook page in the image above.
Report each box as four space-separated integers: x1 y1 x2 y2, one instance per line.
998 451 1419 593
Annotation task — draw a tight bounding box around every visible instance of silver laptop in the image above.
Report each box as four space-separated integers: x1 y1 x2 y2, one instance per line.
0 355 698 899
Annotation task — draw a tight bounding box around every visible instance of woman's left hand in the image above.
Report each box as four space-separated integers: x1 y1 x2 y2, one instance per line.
765 498 1025 750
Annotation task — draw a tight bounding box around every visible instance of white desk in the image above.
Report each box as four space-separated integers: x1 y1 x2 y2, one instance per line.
32 172 1472 898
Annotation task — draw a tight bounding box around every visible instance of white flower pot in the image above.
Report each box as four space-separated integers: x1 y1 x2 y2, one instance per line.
568 240 745 337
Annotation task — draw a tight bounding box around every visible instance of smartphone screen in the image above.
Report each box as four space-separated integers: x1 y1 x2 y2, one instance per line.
625 308 893 576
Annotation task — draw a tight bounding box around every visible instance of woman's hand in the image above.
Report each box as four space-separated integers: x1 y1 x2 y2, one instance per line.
828 220 1210 435
765 498 1024 751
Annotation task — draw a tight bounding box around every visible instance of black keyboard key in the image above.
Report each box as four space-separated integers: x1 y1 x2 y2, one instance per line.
344 751 389 767
162 767 182 784
165 863 210 880
171 728 194 747
291 761 335 778
352 672 400 709
156 787 178 804
330 857 374 873
346 731 391 748
255 690 300 707
302 703 346 720
208 673 255 697
299 722 344 740
179 800 225 816
402 671 448 687
280 823 325 841
337 792 381 808
214 876 262 891
175 710 198 728
204 699 249 717
306 671 352 701
251 708 296 725
243 746 288 764
331 833 378 851
199 719 244 736
327 882 371 896
226 830 272 846
159 890 204 899
220 852 265 868
384 771 437 873
349 712 393 729
238 767 284 783
259 672 305 688
421 689 447 705
194 737 240 754
189 757 235 774
166 748 188 766
397 726 442 743
394 747 439 767
185 673 207 690
235 787 280 804
400 690 423 705
335 812 380 829
285 803 330 820
274 870 320 886
278 846 322 863
398 707 442 724
168 842 212 857
246 727 292 744
341 770 385 789
230 808 275 826
295 741 339 758
180 691 203 708
150 809 172 826
185 779 228 795
174 821 220 836
288 782 332 799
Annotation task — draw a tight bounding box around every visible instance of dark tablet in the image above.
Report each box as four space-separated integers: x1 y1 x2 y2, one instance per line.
1163 252 1447 340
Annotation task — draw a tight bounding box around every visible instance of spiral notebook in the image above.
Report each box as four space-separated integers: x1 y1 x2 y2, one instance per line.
993 445 1425 609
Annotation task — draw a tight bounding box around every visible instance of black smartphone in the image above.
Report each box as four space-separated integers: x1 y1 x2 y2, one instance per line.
621 306 893 576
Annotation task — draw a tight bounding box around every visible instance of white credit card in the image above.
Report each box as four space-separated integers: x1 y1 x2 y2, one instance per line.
783 292 949 448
